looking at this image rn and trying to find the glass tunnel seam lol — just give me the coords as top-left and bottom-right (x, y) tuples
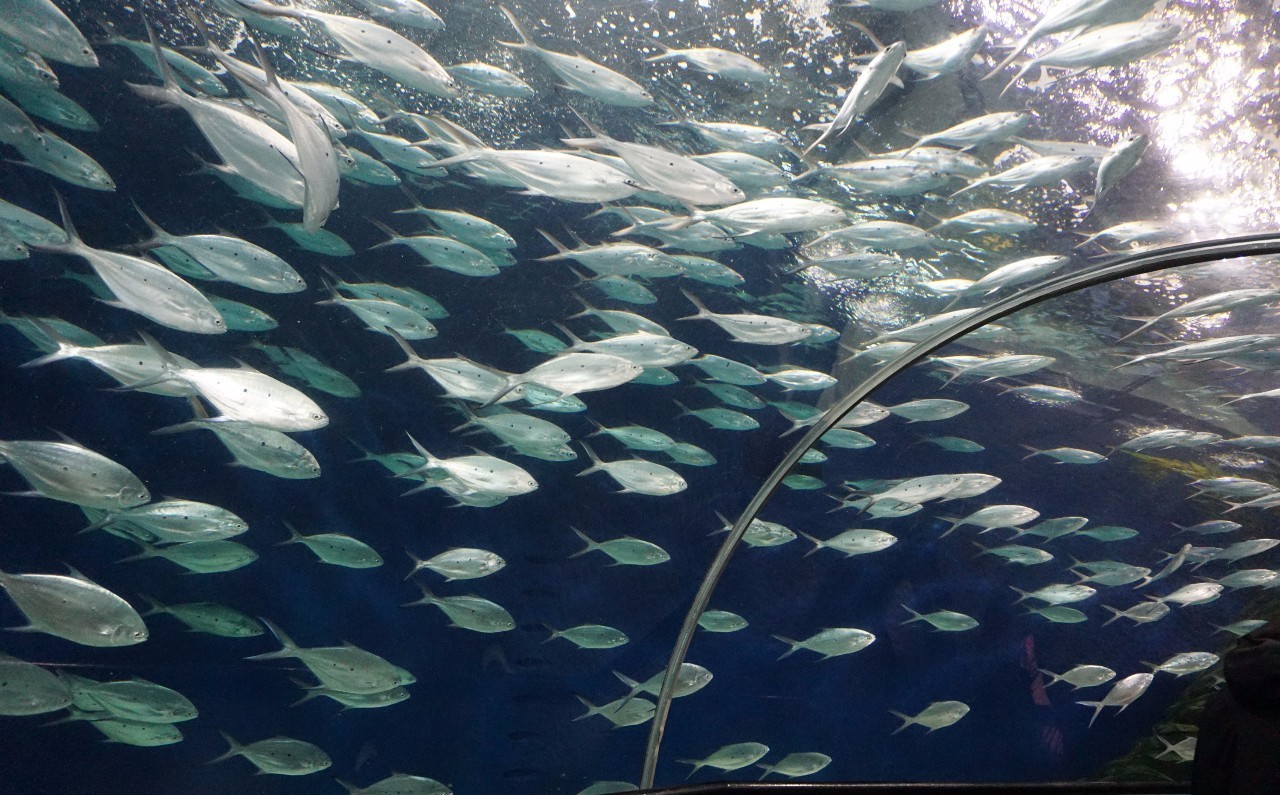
(640, 232), (1280, 791)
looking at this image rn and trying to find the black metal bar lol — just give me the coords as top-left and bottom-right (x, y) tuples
(640, 233), (1280, 788)
(639, 784), (1186, 794)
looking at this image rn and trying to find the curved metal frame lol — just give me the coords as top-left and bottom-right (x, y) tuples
(640, 233), (1280, 789)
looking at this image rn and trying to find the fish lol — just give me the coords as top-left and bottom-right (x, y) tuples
(570, 527), (670, 563)
(1002, 19), (1181, 97)
(407, 548), (506, 581)
(679, 290), (812, 344)
(33, 196), (225, 334)
(278, 522), (383, 569)
(1143, 652), (1219, 677)
(119, 539), (258, 574)
(578, 442), (687, 495)
(574, 695), (655, 727)
(448, 61), (535, 97)
(131, 205), (305, 293)
(0, 566), (147, 646)
(0, 652), (73, 715)
(679, 742), (770, 777)
(984, 0), (1157, 79)
(803, 42), (906, 156)
(151, 418), (321, 479)
(125, 334), (328, 432)
(889, 701), (969, 733)
(563, 114), (745, 207)
(802, 528), (897, 558)
(756, 752), (833, 780)
(1077, 673), (1154, 727)
(0, 436), (150, 509)
(0, 0), (97, 67)
(901, 606), (978, 631)
(210, 732), (332, 776)
(139, 595), (263, 637)
(248, 618), (415, 693)
(544, 624), (629, 649)
(773, 627), (875, 660)
(82, 499), (247, 543)
(241, 0), (457, 98)
(1040, 665), (1116, 690)
(645, 41), (770, 83)
(404, 583), (515, 633)
(497, 6), (652, 107)
(698, 610), (748, 632)
(338, 775), (451, 795)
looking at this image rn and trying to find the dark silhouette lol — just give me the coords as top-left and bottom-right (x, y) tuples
(1192, 619), (1280, 794)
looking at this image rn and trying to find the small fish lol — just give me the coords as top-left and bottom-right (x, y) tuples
(679, 742), (770, 778)
(1040, 665), (1116, 690)
(1077, 673), (1154, 727)
(773, 627), (875, 660)
(571, 526), (670, 566)
(544, 624), (628, 649)
(407, 548), (506, 582)
(756, 752), (833, 780)
(278, 522), (383, 569)
(210, 732), (331, 776)
(901, 605), (978, 632)
(698, 610), (748, 632)
(890, 700), (969, 734)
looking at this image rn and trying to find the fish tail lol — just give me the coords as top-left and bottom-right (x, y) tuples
(798, 531), (825, 557)
(140, 14), (184, 96)
(889, 710), (915, 735)
(672, 399), (694, 418)
(982, 34), (1033, 81)
(115, 541), (159, 563)
(756, 763), (775, 780)
(245, 617), (300, 661)
(568, 526), (597, 557)
(1037, 669), (1061, 686)
(567, 293), (601, 320)
(611, 670), (640, 691)
(679, 760), (705, 779)
(399, 581), (436, 608)
(576, 443), (604, 476)
(772, 635), (800, 660)
(208, 731), (243, 764)
(1101, 606), (1123, 626)
(276, 520), (303, 546)
(383, 327), (427, 373)
(551, 321), (585, 348)
(572, 694), (598, 720)
(149, 420), (204, 436)
(999, 60), (1036, 99)
(534, 228), (570, 260)
(900, 604), (924, 623)
(403, 433), (439, 471)
(496, 5), (536, 49)
(137, 593), (165, 617)
(1009, 585), (1030, 603)
(403, 548), (427, 581)
(1076, 701), (1103, 727)
(365, 217), (401, 249)
(938, 517), (962, 538)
